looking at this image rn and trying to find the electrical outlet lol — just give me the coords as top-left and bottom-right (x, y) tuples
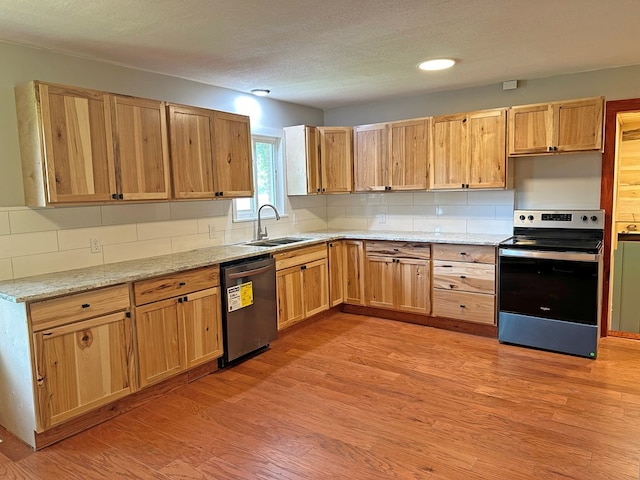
(90, 237), (102, 253)
(208, 224), (217, 239)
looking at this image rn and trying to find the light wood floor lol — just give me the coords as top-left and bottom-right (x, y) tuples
(2, 312), (640, 479)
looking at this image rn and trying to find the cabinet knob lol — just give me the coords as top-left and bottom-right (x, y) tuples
(118, 193), (124, 200)
(111, 193), (118, 200)
(548, 146), (553, 152)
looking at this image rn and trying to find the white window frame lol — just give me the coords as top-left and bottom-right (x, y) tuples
(233, 135), (286, 222)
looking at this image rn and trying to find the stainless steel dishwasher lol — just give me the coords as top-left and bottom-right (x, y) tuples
(219, 255), (277, 367)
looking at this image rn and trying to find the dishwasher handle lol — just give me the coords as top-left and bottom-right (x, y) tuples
(227, 263), (274, 280)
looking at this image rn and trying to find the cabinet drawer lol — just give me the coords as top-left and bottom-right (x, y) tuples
(275, 244), (327, 270)
(30, 284), (130, 331)
(432, 261), (495, 294)
(133, 266), (219, 305)
(432, 290), (495, 325)
(365, 241), (431, 259)
(432, 244), (495, 264)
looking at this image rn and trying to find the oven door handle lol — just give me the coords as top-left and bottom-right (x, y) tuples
(499, 248), (600, 262)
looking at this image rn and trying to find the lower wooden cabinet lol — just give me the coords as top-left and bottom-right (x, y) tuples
(275, 244), (329, 330)
(133, 266), (222, 388)
(328, 241), (345, 306)
(431, 244), (496, 325)
(344, 240), (365, 305)
(364, 241), (431, 315)
(33, 311), (134, 430)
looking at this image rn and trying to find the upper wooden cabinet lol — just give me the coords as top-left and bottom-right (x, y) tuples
(167, 105), (253, 199)
(430, 108), (507, 190)
(15, 81), (171, 206)
(508, 97), (604, 156)
(111, 95), (170, 201)
(284, 125), (353, 195)
(354, 118), (429, 192)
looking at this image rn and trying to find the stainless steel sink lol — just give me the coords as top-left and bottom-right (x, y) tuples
(243, 237), (311, 247)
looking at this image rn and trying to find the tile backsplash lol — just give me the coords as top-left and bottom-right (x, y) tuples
(0, 190), (514, 280)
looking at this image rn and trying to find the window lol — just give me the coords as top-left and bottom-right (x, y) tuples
(233, 135), (286, 221)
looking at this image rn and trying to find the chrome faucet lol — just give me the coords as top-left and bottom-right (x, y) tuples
(257, 203), (281, 240)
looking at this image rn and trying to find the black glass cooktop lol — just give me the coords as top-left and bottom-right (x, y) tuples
(500, 235), (603, 253)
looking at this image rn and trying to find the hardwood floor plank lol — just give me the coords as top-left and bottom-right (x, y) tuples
(4, 312), (640, 479)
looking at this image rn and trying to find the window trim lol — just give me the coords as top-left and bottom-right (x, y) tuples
(232, 135), (286, 222)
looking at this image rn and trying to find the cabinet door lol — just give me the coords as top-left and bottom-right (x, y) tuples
(276, 265), (305, 330)
(33, 312), (133, 429)
(554, 98), (604, 152)
(167, 104), (215, 199)
(182, 287), (223, 368)
(38, 83), (116, 204)
(508, 104), (552, 155)
(135, 298), (185, 388)
(328, 241), (345, 307)
(365, 256), (396, 309)
(212, 111), (254, 198)
(344, 240), (365, 305)
(397, 258), (430, 314)
(303, 258), (330, 317)
(389, 118), (429, 190)
(353, 123), (388, 191)
(430, 114), (468, 189)
(467, 109), (507, 189)
(318, 127), (353, 193)
(111, 96), (170, 200)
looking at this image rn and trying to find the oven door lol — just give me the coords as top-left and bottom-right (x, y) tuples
(498, 249), (600, 326)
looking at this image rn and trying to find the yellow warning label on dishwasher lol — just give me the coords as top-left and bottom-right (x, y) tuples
(227, 281), (254, 312)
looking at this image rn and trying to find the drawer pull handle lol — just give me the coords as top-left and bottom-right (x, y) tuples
(179, 282), (186, 286)
(393, 248), (399, 252)
(460, 275), (466, 279)
(442, 265), (453, 268)
(460, 304), (466, 308)
(460, 252), (467, 256)
(81, 303), (90, 309)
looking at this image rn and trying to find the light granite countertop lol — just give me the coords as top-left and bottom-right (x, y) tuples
(0, 230), (511, 303)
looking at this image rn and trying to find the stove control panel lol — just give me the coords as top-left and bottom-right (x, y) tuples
(514, 210), (604, 229)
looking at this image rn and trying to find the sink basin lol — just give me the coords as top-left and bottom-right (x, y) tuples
(244, 237), (311, 247)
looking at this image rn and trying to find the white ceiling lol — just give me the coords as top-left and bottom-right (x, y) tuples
(2, 0), (640, 110)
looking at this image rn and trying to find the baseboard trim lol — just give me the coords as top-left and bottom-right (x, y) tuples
(342, 304), (498, 338)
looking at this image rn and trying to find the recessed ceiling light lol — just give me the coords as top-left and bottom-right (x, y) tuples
(418, 59), (456, 71)
(250, 89), (270, 97)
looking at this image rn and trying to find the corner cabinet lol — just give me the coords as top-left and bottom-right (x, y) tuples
(430, 108), (507, 190)
(328, 241), (345, 307)
(15, 81), (171, 206)
(167, 104), (253, 199)
(284, 125), (353, 195)
(133, 266), (222, 388)
(30, 284), (134, 430)
(508, 97), (604, 155)
(275, 244), (329, 330)
(354, 118), (429, 192)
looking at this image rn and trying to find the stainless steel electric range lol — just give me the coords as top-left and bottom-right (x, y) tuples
(498, 209), (604, 358)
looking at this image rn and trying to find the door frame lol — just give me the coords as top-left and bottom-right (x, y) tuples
(600, 98), (640, 335)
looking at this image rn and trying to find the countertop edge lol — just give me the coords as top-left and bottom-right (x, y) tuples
(0, 231), (511, 303)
